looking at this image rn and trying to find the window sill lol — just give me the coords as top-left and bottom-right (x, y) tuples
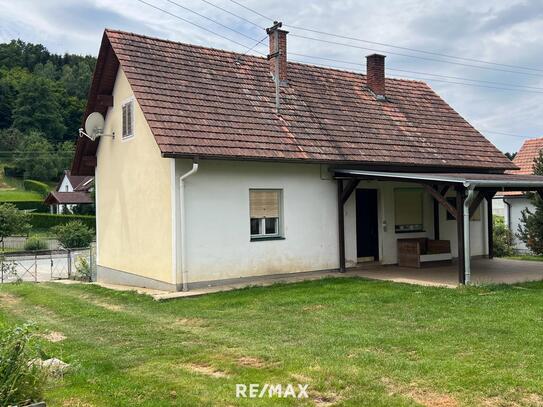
(395, 230), (426, 234)
(250, 236), (285, 242)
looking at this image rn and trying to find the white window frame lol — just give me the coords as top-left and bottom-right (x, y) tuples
(121, 97), (135, 141)
(249, 189), (283, 240)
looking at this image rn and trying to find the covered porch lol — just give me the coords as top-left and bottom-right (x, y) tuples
(335, 170), (543, 284)
(353, 257), (543, 288)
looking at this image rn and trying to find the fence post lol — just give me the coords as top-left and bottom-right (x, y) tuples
(34, 252), (38, 283)
(67, 249), (72, 279)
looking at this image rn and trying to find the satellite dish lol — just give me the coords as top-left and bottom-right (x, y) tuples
(84, 112), (105, 140)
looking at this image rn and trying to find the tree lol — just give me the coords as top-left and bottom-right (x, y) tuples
(0, 127), (25, 157)
(0, 77), (16, 128)
(12, 76), (66, 141)
(13, 131), (57, 180)
(0, 203), (30, 248)
(52, 221), (94, 249)
(517, 150), (543, 254)
(505, 152), (517, 161)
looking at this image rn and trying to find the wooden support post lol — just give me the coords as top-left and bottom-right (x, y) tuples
(338, 179), (346, 272)
(456, 187), (466, 285)
(487, 194), (494, 259)
(433, 194), (440, 240)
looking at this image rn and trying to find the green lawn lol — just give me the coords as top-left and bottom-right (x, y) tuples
(2, 279), (543, 406)
(0, 189), (43, 201)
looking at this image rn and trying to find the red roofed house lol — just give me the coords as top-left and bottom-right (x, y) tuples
(71, 27), (543, 291)
(495, 137), (543, 253)
(44, 170), (94, 214)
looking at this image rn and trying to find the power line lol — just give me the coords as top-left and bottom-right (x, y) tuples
(195, 0), (264, 29)
(227, 0), (273, 21)
(162, 0), (265, 44)
(286, 25), (543, 74)
(289, 56), (543, 94)
(289, 52), (543, 92)
(289, 33), (543, 78)
(134, 0), (265, 54)
(223, 1), (543, 76)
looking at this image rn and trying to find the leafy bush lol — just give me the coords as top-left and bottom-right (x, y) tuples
(75, 256), (92, 281)
(0, 203), (30, 246)
(493, 215), (514, 257)
(24, 236), (48, 251)
(12, 200), (50, 213)
(29, 213), (95, 230)
(52, 221), (94, 249)
(23, 179), (50, 197)
(0, 324), (46, 406)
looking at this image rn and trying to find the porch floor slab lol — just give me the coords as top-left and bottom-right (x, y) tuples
(353, 257), (543, 287)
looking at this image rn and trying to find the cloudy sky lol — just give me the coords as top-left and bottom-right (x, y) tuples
(1, 0), (542, 154)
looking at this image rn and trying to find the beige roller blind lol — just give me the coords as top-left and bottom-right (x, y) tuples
(250, 190), (279, 218)
(395, 188), (423, 226)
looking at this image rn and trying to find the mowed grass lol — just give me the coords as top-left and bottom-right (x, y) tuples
(0, 189), (42, 201)
(2, 279), (543, 406)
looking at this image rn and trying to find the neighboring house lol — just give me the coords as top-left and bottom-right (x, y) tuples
(44, 170), (94, 214)
(71, 28), (543, 291)
(494, 137), (543, 253)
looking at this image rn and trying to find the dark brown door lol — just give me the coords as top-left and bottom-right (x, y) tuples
(356, 189), (379, 260)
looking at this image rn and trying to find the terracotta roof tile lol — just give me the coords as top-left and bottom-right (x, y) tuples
(73, 29), (517, 173)
(508, 137), (543, 175)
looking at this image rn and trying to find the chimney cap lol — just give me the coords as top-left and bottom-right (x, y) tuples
(266, 21), (283, 34)
(366, 53), (386, 59)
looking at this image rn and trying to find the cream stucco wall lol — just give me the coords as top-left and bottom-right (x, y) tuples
(96, 68), (173, 284)
(176, 159), (488, 286)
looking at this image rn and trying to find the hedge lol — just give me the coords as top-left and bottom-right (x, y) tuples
(23, 179), (50, 197)
(12, 200), (50, 213)
(29, 213), (95, 230)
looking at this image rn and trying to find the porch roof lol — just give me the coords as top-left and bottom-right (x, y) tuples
(333, 169), (543, 190)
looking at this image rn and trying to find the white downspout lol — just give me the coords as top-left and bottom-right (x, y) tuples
(463, 185), (476, 283)
(179, 160), (199, 291)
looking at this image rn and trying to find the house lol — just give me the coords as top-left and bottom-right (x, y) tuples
(71, 27), (543, 291)
(44, 170), (94, 214)
(494, 137), (543, 253)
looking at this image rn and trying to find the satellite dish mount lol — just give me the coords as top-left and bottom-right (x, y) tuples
(79, 112), (115, 141)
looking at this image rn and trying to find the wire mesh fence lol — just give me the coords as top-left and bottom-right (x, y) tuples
(0, 243), (96, 284)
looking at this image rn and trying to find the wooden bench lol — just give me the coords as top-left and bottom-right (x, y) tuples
(397, 238), (452, 268)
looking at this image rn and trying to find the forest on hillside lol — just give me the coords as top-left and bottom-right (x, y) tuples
(0, 40), (96, 181)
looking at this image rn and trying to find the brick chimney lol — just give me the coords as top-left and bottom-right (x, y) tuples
(366, 54), (386, 99)
(267, 21), (288, 84)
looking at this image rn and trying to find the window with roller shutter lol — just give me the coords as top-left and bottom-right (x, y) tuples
(249, 189), (282, 239)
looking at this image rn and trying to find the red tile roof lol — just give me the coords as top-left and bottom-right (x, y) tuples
(509, 137), (543, 175)
(44, 191), (93, 205)
(72, 29), (517, 174)
(500, 137), (543, 196)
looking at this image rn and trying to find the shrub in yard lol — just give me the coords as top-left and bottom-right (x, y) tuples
(24, 236), (48, 251)
(493, 215), (514, 257)
(0, 203), (30, 249)
(52, 221), (94, 249)
(0, 324), (46, 406)
(23, 179), (50, 197)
